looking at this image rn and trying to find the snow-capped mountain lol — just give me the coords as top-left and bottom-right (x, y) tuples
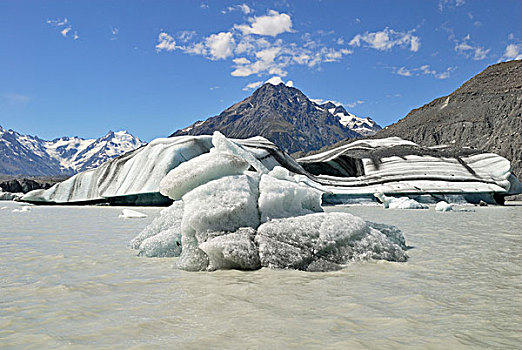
(0, 126), (145, 176)
(172, 83), (381, 153)
(319, 101), (381, 136)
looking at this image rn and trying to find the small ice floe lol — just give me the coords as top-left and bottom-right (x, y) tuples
(435, 201), (454, 212)
(435, 201), (475, 212)
(119, 209), (147, 219)
(12, 206), (31, 213)
(1, 206), (8, 210)
(374, 192), (428, 209)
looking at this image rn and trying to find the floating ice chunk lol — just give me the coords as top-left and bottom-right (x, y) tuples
(434, 201), (475, 212)
(119, 209), (147, 218)
(1, 206), (8, 210)
(199, 227), (261, 271)
(258, 172), (322, 222)
(374, 192), (428, 209)
(435, 201), (454, 212)
(159, 152), (250, 200)
(12, 206), (31, 213)
(176, 234), (209, 271)
(182, 174), (260, 241)
(212, 131), (268, 173)
(138, 228), (182, 257)
(256, 212), (407, 271)
(130, 201), (183, 249)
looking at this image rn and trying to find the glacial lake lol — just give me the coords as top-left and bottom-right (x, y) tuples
(1, 201), (521, 349)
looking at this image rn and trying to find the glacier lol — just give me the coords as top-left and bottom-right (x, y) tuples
(129, 132), (408, 271)
(21, 134), (521, 207)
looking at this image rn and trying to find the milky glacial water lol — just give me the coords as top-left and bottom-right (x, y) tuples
(1, 201), (521, 349)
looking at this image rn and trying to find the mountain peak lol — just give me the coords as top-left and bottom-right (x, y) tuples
(171, 84), (380, 153)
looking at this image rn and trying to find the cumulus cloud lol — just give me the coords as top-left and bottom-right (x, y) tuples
(156, 32), (177, 52)
(206, 32), (236, 59)
(454, 34), (490, 60)
(156, 9), (354, 78)
(349, 27), (420, 52)
(235, 10), (292, 37)
(46, 17), (79, 40)
(394, 65), (454, 79)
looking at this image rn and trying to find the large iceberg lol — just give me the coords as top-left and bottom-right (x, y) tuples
(130, 132), (408, 271)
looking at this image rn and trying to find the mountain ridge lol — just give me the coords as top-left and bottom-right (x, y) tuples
(0, 126), (145, 176)
(375, 59), (522, 177)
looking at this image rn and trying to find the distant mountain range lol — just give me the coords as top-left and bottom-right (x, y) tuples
(0, 126), (145, 176)
(172, 83), (381, 153)
(376, 60), (522, 177)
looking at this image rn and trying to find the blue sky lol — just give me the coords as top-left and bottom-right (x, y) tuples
(1, 0), (521, 142)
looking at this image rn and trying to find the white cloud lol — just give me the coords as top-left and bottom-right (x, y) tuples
(454, 34), (490, 60)
(157, 9), (353, 79)
(223, 4), (252, 14)
(346, 100), (365, 108)
(178, 30), (196, 43)
(396, 67), (412, 76)
(156, 32), (177, 52)
(111, 27), (119, 40)
(349, 27), (420, 52)
(231, 47), (283, 76)
(394, 65), (453, 79)
(205, 32), (236, 60)
(501, 43), (522, 61)
(439, 0), (465, 11)
(47, 18), (68, 26)
(235, 10), (292, 37)
(242, 81), (263, 91)
(47, 17), (78, 40)
(61, 27), (71, 37)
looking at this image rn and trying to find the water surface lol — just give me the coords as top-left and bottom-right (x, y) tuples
(1, 201), (521, 349)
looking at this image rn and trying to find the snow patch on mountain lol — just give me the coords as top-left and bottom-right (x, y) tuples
(319, 101), (382, 136)
(0, 125), (145, 176)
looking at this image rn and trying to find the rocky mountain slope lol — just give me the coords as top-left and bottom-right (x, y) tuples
(0, 126), (145, 176)
(376, 60), (522, 177)
(171, 83), (381, 153)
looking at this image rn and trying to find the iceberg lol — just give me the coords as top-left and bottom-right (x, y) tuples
(131, 132), (409, 272)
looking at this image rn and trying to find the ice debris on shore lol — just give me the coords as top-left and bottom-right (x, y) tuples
(130, 132), (408, 271)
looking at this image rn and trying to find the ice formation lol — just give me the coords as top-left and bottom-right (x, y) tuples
(130, 132), (409, 271)
(435, 201), (454, 212)
(374, 192), (428, 209)
(119, 209), (147, 218)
